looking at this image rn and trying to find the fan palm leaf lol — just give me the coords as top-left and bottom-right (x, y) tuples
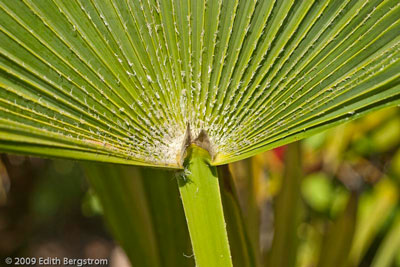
(1, 0), (399, 168)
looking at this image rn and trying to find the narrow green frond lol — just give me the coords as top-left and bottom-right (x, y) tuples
(266, 141), (303, 267)
(317, 193), (358, 267)
(218, 164), (259, 267)
(371, 211), (400, 267)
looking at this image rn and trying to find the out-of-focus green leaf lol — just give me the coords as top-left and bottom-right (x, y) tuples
(396, 251), (400, 267)
(348, 178), (399, 266)
(354, 115), (400, 155)
(322, 124), (351, 172)
(81, 188), (103, 217)
(140, 168), (194, 267)
(371, 211), (400, 267)
(370, 117), (400, 153)
(301, 172), (333, 213)
(177, 145), (232, 267)
(304, 132), (327, 150)
(84, 163), (193, 267)
(329, 187), (351, 218)
(218, 164), (259, 267)
(267, 142), (303, 267)
(229, 157), (261, 260)
(317, 192), (358, 267)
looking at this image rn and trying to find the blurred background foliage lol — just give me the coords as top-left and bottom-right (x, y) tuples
(1, 106), (399, 267)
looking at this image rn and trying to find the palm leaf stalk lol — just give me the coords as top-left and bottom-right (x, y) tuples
(178, 142), (232, 267)
(0, 0), (399, 266)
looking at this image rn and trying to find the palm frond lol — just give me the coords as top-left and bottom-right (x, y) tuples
(0, 0), (399, 167)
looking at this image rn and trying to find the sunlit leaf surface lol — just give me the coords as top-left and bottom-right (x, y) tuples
(0, 0), (399, 167)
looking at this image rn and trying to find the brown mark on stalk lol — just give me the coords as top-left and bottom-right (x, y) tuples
(178, 123), (214, 166)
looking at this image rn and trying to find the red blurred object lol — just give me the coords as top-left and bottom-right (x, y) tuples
(272, 146), (287, 162)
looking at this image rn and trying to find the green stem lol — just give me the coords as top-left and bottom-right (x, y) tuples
(177, 145), (233, 267)
(267, 141), (303, 267)
(218, 165), (259, 267)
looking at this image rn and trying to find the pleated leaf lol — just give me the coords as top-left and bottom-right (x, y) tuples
(0, 0), (399, 167)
